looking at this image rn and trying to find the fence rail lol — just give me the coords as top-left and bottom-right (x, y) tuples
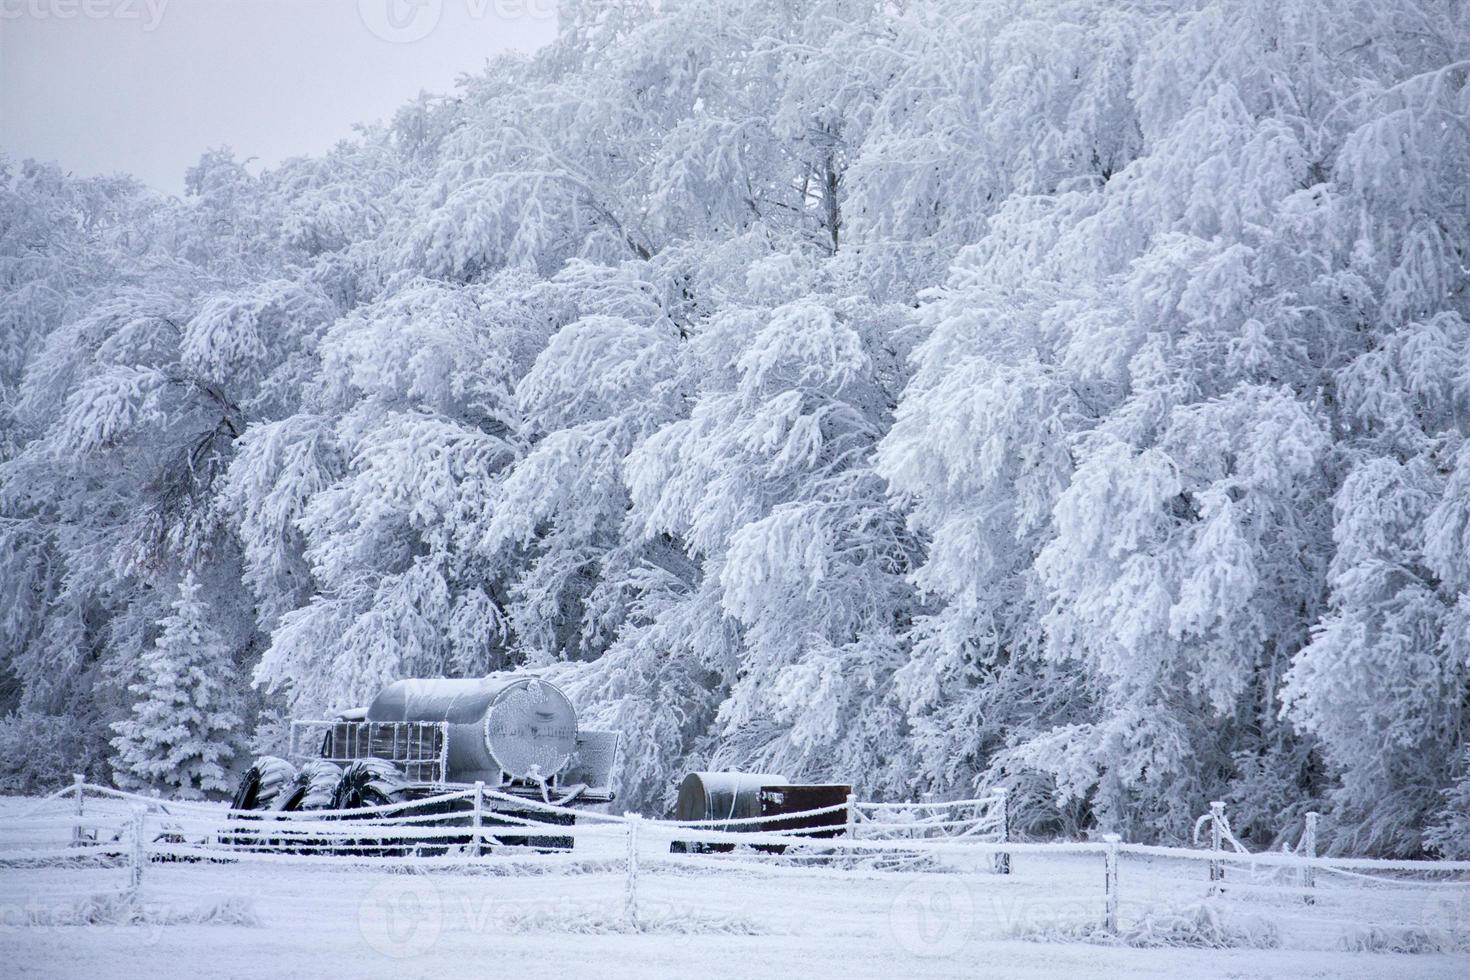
(3, 780), (1468, 951)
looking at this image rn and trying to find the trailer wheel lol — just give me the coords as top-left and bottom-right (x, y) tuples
(230, 756), (298, 812)
(275, 760), (342, 812)
(330, 759), (408, 810)
(330, 760), (411, 857)
(226, 756), (298, 850)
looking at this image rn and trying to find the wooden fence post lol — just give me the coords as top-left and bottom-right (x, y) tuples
(624, 813), (641, 930)
(1302, 811), (1318, 905)
(71, 774), (85, 846)
(993, 788), (1011, 875)
(128, 805), (146, 894)
(845, 793), (857, 840)
(1208, 801), (1225, 893)
(471, 781), (485, 858)
(1103, 833), (1121, 935)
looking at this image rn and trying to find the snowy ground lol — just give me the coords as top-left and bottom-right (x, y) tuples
(2, 796), (1466, 979)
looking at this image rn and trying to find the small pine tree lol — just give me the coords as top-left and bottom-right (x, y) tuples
(110, 573), (241, 798)
(1425, 747), (1470, 860)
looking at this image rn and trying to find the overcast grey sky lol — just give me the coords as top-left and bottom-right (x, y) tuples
(1, 0), (558, 194)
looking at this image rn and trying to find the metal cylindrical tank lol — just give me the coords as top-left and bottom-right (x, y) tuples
(675, 771), (788, 830)
(366, 675), (578, 781)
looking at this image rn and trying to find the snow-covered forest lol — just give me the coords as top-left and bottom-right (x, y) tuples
(1, 0), (1467, 857)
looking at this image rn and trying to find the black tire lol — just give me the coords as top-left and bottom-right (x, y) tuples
(226, 756), (297, 850)
(330, 760), (410, 856)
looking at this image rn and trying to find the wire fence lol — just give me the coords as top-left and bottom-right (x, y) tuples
(2, 780), (1467, 953)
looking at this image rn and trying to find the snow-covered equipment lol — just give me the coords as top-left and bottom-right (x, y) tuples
(675, 771), (790, 832)
(229, 756), (298, 812)
(284, 673), (619, 799)
(755, 784), (852, 839)
(329, 759), (408, 811)
(275, 760), (341, 812)
(670, 771), (851, 853)
(365, 676), (580, 783)
(231, 672), (620, 853)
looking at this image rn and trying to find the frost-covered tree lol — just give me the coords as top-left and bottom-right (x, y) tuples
(879, 0), (1468, 850)
(241, 273), (556, 714)
(110, 573), (241, 797)
(600, 275), (921, 806)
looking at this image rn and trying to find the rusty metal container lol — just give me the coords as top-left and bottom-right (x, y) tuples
(758, 784), (851, 838)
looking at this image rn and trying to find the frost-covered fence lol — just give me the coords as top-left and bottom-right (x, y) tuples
(70, 774), (84, 846)
(1103, 834), (1121, 934)
(848, 790), (1008, 842)
(4, 780), (630, 867)
(624, 812), (642, 929)
(1195, 802), (1333, 904)
(0, 784), (142, 909)
(3, 783), (1468, 951)
(1302, 811), (1319, 901)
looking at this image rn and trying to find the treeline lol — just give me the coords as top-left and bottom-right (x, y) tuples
(1, 0), (1467, 855)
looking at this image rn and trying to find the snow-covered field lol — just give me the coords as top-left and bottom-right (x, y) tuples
(2, 796), (1466, 979)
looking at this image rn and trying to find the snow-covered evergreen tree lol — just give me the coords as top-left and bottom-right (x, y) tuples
(110, 573), (241, 798)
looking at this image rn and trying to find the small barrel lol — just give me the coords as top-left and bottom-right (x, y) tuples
(675, 771), (788, 831)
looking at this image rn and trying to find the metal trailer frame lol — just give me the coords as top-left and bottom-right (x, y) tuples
(287, 719), (621, 806)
